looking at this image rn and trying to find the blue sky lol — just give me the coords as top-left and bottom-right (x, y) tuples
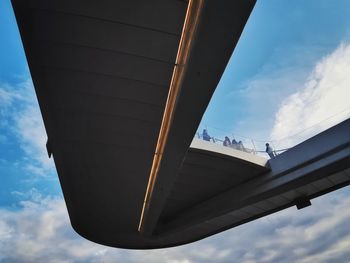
(0, 0), (62, 210)
(0, 0), (350, 262)
(199, 0), (350, 150)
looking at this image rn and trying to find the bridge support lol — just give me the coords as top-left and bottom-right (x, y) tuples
(295, 196), (312, 210)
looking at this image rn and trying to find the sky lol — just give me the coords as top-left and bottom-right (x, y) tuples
(0, 0), (350, 262)
(199, 0), (350, 151)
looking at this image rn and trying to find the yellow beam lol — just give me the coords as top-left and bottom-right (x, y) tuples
(138, 0), (204, 233)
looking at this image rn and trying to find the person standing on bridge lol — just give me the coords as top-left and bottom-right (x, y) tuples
(231, 138), (238, 149)
(202, 129), (211, 142)
(238, 140), (244, 151)
(265, 143), (276, 158)
(223, 136), (231, 147)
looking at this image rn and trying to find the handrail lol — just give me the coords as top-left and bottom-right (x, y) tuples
(194, 132), (290, 158)
(138, 0), (204, 234)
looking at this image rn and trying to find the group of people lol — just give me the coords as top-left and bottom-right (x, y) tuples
(200, 129), (277, 158)
(201, 129), (247, 152)
(223, 136), (246, 151)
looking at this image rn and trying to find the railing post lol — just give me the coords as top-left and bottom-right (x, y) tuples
(251, 139), (257, 155)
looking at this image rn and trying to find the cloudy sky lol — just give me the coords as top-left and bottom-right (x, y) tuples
(200, 0), (350, 151)
(1, 0), (350, 262)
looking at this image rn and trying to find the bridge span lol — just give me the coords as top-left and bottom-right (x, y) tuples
(12, 0), (350, 249)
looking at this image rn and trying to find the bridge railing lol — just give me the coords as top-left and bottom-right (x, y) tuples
(194, 132), (289, 158)
(194, 109), (350, 158)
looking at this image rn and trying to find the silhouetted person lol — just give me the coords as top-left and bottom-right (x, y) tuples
(223, 136), (231, 147)
(266, 143), (276, 158)
(202, 129), (211, 141)
(238, 140), (244, 151)
(231, 139), (238, 149)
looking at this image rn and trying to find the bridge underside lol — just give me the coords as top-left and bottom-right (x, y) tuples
(12, 0), (350, 249)
(155, 122), (350, 237)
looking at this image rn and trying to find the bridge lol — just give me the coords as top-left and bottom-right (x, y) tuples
(12, 0), (350, 249)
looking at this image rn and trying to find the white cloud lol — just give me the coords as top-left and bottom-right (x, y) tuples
(299, 236), (350, 263)
(14, 103), (53, 174)
(1, 187), (350, 263)
(0, 79), (54, 176)
(0, 87), (15, 107)
(225, 45), (322, 143)
(213, 43), (349, 153)
(0, 193), (111, 263)
(270, 43), (350, 148)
